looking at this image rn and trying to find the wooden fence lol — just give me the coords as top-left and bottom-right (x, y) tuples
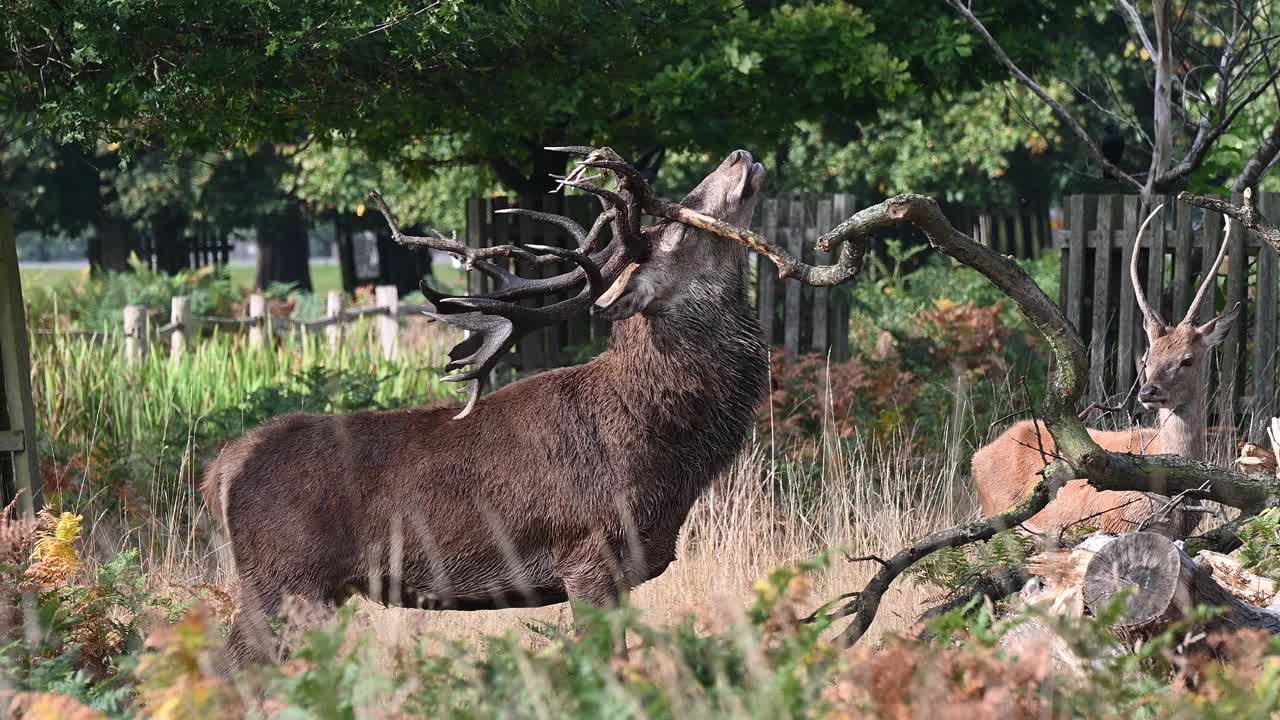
(1, 207), (40, 512)
(465, 193), (1051, 375)
(138, 222), (234, 273)
(38, 286), (432, 365)
(1055, 192), (1280, 429)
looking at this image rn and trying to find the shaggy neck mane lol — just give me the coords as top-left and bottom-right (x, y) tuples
(572, 249), (769, 511)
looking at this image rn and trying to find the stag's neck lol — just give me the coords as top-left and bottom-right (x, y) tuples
(1153, 400), (1206, 460)
(592, 265), (767, 473)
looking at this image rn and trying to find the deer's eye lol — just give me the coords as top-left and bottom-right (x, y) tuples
(1180, 356), (1194, 368)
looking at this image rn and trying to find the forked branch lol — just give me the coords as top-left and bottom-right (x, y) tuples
(1179, 188), (1280, 255)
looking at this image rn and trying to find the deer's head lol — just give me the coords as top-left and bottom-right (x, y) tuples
(1131, 205), (1240, 411)
(593, 149), (766, 321)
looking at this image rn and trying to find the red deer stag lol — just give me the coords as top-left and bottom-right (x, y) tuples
(973, 205), (1238, 537)
(202, 148), (770, 665)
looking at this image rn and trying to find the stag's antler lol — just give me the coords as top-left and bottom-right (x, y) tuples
(1129, 204), (1167, 331)
(370, 147), (654, 419)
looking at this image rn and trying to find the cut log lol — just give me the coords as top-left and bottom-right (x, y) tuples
(1083, 531), (1280, 635)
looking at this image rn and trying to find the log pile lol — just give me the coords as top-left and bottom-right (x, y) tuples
(1000, 531), (1280, 669)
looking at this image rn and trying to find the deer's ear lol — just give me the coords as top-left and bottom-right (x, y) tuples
(593, 263), (656, 322)
(1197, 302), (1241, 347)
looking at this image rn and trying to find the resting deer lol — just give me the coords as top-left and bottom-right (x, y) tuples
(202, 149), (770, 665)
(973, 206), (1238, 537)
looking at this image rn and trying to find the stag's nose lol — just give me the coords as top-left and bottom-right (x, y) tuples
(1138, 383), (1162, 404)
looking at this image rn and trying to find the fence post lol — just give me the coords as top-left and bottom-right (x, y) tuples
(783, 198), (804, 359)
(169, 295), (191, 364)
(812, 198), (832, 354)
(757, 198), (779, 346)
(326, 290), (345, 355)
(248, 293), (267, 349)
(376, 285), (399, 361)
(123, 305), (149, 366)
(0, 205), (40, 513)
(1089, 196), (1115, 404)
(1252, 191), (1278, 435)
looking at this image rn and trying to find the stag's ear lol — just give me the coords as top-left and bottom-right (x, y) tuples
(593, 263), (656, 322)
(1197, 302), (1241, 347)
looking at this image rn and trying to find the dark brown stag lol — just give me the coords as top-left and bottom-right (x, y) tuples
(203, 148), (770, 665)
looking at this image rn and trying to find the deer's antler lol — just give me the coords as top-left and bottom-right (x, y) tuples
(370, 147), (653, 419)
(1130, 204), (1167, 331)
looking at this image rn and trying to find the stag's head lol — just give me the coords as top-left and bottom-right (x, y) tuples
(1131, 205), (1240, 411)
(593, 149), (766, 321)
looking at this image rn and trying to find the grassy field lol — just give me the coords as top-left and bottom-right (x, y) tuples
(20, 261), (346, 295)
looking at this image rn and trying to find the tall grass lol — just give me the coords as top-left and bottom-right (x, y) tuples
(29, 317), (462, 578)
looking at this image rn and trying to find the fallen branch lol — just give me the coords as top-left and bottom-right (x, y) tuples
(833, 473), (1061, 647)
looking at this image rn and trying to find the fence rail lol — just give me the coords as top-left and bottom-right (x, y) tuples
(35, 285), (434, 365)
(1054, 191), (1280, 431)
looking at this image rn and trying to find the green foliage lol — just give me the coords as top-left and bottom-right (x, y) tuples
(23, 258), (241, 331)
(29, 323), (451, 533)
(910, 530), (1035, 592)
(1237, 507), (1280, 583)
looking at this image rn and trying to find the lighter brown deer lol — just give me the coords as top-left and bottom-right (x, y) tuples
(973, 206), (1239, 537)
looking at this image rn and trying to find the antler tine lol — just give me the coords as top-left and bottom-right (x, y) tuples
(495, 208), (588, 247)
(1181, 212), (1231, 324)
(1130, 204), (1167, 329)
(544, 145), (599, 156)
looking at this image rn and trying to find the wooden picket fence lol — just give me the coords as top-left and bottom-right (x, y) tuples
(465, 193), (1052, 375)
(1055, 192), (1280, 430)
(1, 207), (40, 511)
(37, 286), (432, 365)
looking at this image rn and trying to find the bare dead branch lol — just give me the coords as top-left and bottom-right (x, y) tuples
(834, 473), (1062, 647)
(1179, 188), (1280, 255)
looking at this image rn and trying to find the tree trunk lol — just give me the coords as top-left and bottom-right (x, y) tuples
(152, 207), (191, 274)
(375, 227), (432, 296)
(255, 202), (312, 292)
(89, 215), (138, 274)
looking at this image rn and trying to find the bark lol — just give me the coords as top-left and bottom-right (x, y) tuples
(1179, 190), (1280, 256)
(1143, 0), (1175, 210)
(151, 207), (191, 274)
(89, 215), (137, 274)
(833, 476), (1061, 646)
(254, 202), (312, 292)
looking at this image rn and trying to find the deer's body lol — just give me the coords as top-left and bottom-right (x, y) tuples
(973, 411), (1201, 535)
(206, 289), (765, 610)
(972, 205), (1237, 538)
(203, 151), (769, 665)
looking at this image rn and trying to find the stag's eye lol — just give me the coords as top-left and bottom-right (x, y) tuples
(1180, 355), (1194, 368)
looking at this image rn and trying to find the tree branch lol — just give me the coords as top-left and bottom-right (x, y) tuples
(1179, 188), (1280, 255)
(1232, 116), (1280, 193)
(947, 0), (1142, 191)
(834, 473), (1061, 646)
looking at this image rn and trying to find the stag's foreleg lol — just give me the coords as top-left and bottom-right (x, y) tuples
(556, 538), (630, 655)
